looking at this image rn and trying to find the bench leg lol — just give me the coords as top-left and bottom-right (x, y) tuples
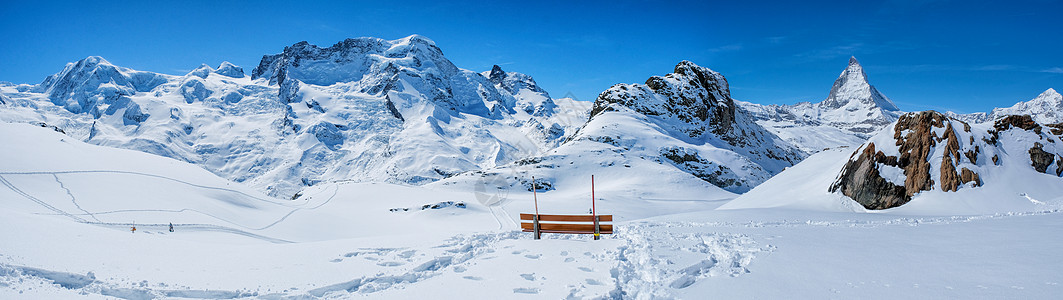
(593, 215), (600, 240)
(533, 215), (541, 240)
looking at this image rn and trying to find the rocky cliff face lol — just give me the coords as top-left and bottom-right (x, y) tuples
(434, 61), (805, 195)
(592, 61), (738, 139)
(830, 111), (1063, 210)
(483, 65), (557, 117)
(250, 35), (505, 117)
(582, 61), (805, 192)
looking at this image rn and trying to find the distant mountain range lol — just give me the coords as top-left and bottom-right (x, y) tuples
(1, 35), (1058, 200)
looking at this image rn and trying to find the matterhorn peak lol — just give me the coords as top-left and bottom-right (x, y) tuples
(821, 57), (899, 112)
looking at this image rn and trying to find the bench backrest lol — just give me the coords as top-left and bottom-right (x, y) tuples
(519, 213), (613, 234)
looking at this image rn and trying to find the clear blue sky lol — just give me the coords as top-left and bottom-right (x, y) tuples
(1, 0), (1060, 113)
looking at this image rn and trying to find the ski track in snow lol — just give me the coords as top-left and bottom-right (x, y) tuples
(52, 174), (100, 222)
(0, 170), (298, 207)
(0, 170), (346, 244)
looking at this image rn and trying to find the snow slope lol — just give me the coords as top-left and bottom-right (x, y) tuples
(2, 122), (1062, 299)
(723, 112), (1063, 215)
(0, 36), (587, 198)
(432, 61), (805, 204)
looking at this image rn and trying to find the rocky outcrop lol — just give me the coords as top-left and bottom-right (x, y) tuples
(482, 65), (556, 117)
(588, 61), (805, 192)
(1029, 142), (1055, 173)
(592, 61), (737, 138)
(830, 112), (960, 208)
(830, 143), (909, 209)
(832, 111), (1063, 210)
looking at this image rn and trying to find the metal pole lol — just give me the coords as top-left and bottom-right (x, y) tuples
(592, 175), (599, 240)
(532, 176), (539, 216)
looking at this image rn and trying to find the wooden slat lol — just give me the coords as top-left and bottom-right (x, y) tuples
(520, 222), (613, 233)
(519, 213), (613, 222)
(522, 228), (613, 234)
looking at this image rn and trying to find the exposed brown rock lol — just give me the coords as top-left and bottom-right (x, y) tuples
(939, 122), (965, 192)
(832, 111), (990, 210)
(1030, 142), (1055, 173)
(1046, 123), (1063, 136)
(964, 146), (979, 164)
(894, 111), (943, 196)
(994, 115), (1041, 134)
(1057, 155), (1063, 177)
(960, 168), (981, 186)
(940, 152), (961, 192)
(829, 143), (909, 209)
(992, 154), (1000, 165)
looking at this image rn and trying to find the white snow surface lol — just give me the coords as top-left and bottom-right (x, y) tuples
(991, 88), (1063, 123)
(4, 94), (1063, 299)
(724, 115), (1063, 215)
(0, 36), (587, 198)
(572, 61), (806, 193)
(949, 88), (1063, 124)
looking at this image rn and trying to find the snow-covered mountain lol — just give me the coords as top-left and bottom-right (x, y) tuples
(950, 88), (1063, 124)
(724, 111), (1063, 214)
(436, 61), (806, 195)
(739, 57), (903, 152)
(0, 35), (586, 198)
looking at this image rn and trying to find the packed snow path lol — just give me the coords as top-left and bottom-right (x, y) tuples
(4, 208), (1062, 298)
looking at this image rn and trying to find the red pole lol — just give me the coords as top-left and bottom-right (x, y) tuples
(592, 175), (599, 240)
(532, 176), (539, 216)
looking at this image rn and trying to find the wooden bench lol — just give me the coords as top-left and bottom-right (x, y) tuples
(520, 213), (613, 240)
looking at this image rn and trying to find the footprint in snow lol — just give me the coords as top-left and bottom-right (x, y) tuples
(564, 257), (575, 263)
(513, 287), (540, 294)
(377, 261), (403, 267)
(578, 267), (593, 272)
(585, 279), (603, 285)
(463, 276), (484, 281)
(520, 273), (535, 281)
(453, 266), (467, 273)
(398, 250), (417, 259)
(524, 254), (541, 259)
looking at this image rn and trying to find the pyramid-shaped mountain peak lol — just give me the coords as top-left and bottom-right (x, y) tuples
(821, 57), (898, 112)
